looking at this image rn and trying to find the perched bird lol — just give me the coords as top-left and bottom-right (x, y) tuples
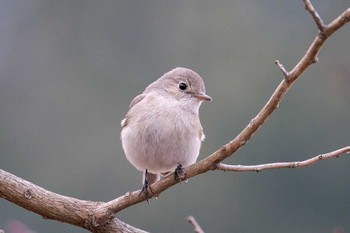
(121, 67), (211, 198)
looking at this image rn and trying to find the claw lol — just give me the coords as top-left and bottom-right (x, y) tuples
(174, 165), (186, 184)
(139, 169), (154, 203)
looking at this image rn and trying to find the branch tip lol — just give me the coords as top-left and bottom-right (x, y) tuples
(303, 0), (326, 32)
(275, 60), (290, 80)
(187, 216), (205, 233)
(216, 146), (350, 172)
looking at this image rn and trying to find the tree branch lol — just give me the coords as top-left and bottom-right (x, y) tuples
(303, 0), (326, 32)
(216, 146), (350, 172)
(1, 1), (349, 232)
(187, 216), (205, 233)
(94, 1), (350, 217)
(0, 169), (148, 233)
(274, 60), (289, 80)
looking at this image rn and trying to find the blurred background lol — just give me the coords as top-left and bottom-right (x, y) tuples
(0, 1), (349, 232)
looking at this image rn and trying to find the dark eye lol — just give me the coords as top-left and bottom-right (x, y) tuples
(179, 82), (187, 90)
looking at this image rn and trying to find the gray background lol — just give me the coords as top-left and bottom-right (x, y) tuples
(1, 1), (349, 232)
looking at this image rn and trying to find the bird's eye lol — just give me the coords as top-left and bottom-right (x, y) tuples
(178, 82), (187, 90)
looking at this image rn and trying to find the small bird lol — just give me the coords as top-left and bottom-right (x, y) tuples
(121, 67), (211, 199)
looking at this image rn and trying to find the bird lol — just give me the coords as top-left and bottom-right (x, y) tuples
(121, 67), (211, 199)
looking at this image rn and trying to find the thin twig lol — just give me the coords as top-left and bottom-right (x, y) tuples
(287, 7), (349, 83)
(187, 216), (205, 233)
(274, 60), (290, 80)
(216, 146), (350, 172)
(303, 0), (326, 32)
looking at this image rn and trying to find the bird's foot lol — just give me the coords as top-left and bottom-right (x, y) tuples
(139, 169), (155, 203)
(174, 164), (187, 184)
(139, 182), (154, 204)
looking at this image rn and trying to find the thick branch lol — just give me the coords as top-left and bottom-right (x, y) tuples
(0, 169), (148, 233)
(216, 146), (350, 172)
(0, 169), (93, 227)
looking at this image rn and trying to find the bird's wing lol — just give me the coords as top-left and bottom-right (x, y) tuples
(121, 93), (147, 128)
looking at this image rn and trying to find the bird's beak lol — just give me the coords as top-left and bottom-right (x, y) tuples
(193, 92), (212, 101)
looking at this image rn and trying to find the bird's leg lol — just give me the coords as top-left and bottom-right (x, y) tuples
(139, 169), (154, 203)
(174, 164), (186, 184)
